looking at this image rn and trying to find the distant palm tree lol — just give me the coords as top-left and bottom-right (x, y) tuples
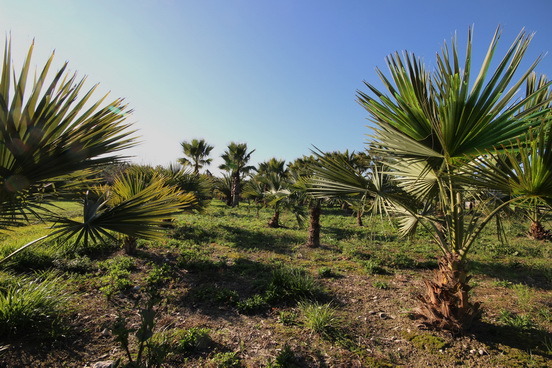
(219, 142), (255, 207)
(0, 39), (136, 229)
(179, 139), (214, 175)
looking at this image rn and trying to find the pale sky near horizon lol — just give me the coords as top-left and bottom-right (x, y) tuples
(1, 0), (551, 174)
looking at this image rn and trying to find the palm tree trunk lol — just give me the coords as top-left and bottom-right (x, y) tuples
(124, 236), (138, 255)
(231, 172), (240, 207)
(416, 253), (481, 333)
(356, 211), (363, 227)
(268, 210), (280, 228)
(528, 220), (550, 240)
(305, 201), (321, 248)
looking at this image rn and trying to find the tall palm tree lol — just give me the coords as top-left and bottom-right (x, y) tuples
(178, 139), (214, 175)
(0, 39), (136, 229)
(219, 142), (255, 207)
(310, 27), (552, 332)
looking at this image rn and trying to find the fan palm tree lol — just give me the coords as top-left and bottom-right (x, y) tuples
(0, 39), (136, 229)
(310, 27), (552, 332)
(0, 170), (198, 262)
(219, 142), (255, 207)
(178, 139), (214, 175)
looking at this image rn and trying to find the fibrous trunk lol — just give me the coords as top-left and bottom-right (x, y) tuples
(528, 221), (551, 241)
(416, 253), (481, 334)
(268, 210), (280, 228)
(356, 211), (363, 227)
(305, 201), (321, 248)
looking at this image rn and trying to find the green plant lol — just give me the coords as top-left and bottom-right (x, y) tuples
(112, 294), (166, 367)
(0, 39), (137, 231)
(298, 301), (340, 336)
(267, 266), (324, 303)
(407, 334), (449, 352)
(277, 310), (298, 326)
(99, 255), (136, 298)
(266, 344), (300, 368)
(211, 351), (242, 368)
(145, 264), (172, 287)
(0, 272), (69, 337)
(373, 280), (390, 290)
(173, 327), (212, 355)
(363, 259), (386, 275)
(512, 283), (533, 311)
(236, 294), (268, 314)
(498, 310), (535, 330)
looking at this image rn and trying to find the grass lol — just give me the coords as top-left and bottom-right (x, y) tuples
(0, 271), (69, 337)
(0, 200), (551, 367)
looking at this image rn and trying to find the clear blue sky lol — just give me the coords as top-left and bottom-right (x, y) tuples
(1, 0), (551, 174)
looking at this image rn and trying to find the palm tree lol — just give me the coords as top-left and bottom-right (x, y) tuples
(178, 139), (214, 175)
(0, 39), (136, 229)
(310, 27), (552, 332)
(219, 142), (255, 207)
(0, 170), (198, 261)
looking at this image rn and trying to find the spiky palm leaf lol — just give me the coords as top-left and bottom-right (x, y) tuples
(0, 40), (136, 228)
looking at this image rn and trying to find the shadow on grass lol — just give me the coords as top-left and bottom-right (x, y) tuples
(218, 225), (303, 254)
(472, 321), (552, 362)
(170, 222), (304, 254)
(323, 226), (398, 243)
(470, 260), (552, 290)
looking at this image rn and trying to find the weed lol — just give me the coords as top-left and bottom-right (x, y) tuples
(298, 301), (340, 336)
(493, 279), (513, 288)
(145, 264), (172, 287)
(211, 351), (242, 367)
(267, 266), (324, 303)
(236, 294), (268, 314)
(363, 259), (386, 275)
(112, 293), (166, 367)
(373, 280), (390, 290)
(98, 255), (136, 298)
(512, 283), (533, 311)
(266, 344), (300, 368)
(278, 310), (298, 326)
(173, 327), (212, 354)
(498, 310), (535, 330)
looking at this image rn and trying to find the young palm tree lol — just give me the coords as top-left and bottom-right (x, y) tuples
(310, 27), (552, 332)
(219, 142), (255, 207)
(178, 139), (214, 175)
(0, 40), (136, 228)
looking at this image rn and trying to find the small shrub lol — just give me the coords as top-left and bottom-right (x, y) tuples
(298, 301), (340, 336)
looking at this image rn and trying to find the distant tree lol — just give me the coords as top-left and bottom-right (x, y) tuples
(219, 142), (255, 207)
(179, 139), (214, 175)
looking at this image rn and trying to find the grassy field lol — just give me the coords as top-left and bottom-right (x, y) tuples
(0, 200), (551, 367)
